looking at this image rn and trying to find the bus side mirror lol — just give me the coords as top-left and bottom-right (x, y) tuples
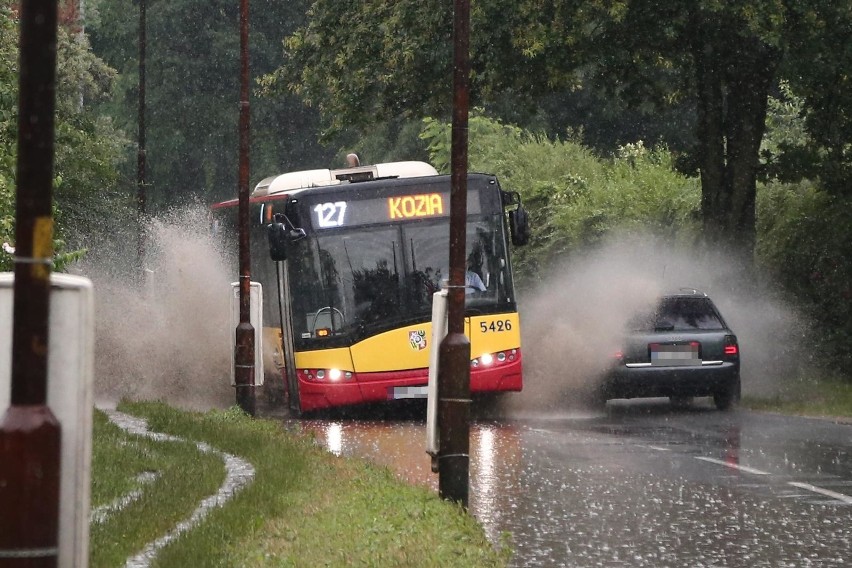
(267, 221), (289, 261)
(509, 205), (530, 246)
(268, 213), (306, 261)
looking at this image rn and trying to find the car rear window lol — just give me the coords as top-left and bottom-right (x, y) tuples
(628, 297), (726, 331)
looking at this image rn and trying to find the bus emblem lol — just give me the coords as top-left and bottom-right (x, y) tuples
(409, 330), (427, 351)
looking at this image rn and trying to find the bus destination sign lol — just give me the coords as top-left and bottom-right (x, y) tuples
(388, 193), (443, 220)
(310, 190), (480, 229)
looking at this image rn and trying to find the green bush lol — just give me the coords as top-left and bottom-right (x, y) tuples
(420, 113), (852, 374)
(757, 180), (852, 367)
(420, 115), (701, 285)
(0, 3), (131, 271)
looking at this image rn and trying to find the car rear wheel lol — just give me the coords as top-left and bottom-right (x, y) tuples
(713, 378), (741, 411)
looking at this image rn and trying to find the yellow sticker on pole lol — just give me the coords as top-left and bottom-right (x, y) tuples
(32, 216), (53, 279)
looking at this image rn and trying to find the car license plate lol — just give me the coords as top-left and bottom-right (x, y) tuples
(390, 386), (429, 399)
(650, 343), (700, 366)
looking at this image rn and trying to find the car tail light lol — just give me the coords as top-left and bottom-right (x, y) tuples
(724, 335), (739, 358)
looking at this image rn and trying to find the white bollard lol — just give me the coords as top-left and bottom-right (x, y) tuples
(426, 288), (449, 459)
(0, 273), (94, 568)
(229, 281), (263, 386)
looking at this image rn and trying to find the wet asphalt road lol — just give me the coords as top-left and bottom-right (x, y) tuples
(286, 398), (852, 567)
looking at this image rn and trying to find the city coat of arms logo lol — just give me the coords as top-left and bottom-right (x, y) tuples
(409, 330), (427, 351)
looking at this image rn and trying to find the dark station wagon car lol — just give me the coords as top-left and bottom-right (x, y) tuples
(598, 289), (741, 410)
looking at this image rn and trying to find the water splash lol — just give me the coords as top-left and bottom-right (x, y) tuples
(79, 206), (236, 411)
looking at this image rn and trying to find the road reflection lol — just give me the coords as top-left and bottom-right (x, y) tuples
(296, 416), (523, 542)
(279, 400), (852, 566)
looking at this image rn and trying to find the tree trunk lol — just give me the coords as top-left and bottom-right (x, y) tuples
(692, 30), (727, 248)
(690, 16), (779, 261)
(724, 40), (778, 256)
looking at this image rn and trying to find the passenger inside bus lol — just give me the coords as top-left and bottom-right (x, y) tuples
(465, 269), (486, 294)
(465, 248), (487, 294)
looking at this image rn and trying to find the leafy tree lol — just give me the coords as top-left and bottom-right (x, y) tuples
(757, 179), (852, 367)
(777, 0), (852, 195)
(270, 0), (852, 262)
(88, 0), (334, 212)
(0, 0), (129, 270)
(756, 80), (852, 367)
(0, 1), (18, 259)
(420, 115), (700, 283)
(262, 0), (453, 134)
(759, 80), (813, 182)
(53, 25), (132, 248)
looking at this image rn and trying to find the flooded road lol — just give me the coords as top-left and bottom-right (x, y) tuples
(286, 399), (852, 567)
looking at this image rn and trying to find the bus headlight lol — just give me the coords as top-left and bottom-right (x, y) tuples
(302, 368), (354, 382)
(470, 350), (519, 369)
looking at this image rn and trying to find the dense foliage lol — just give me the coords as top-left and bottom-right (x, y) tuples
(755, 86), (852, 365)
(271, 1), (852, 263)
(0, 1), (129, 270)
(416, 100), (851, 365)
(87, 0), (335, 210)
(0, 2), (16, 258)
(3, 0), (851, 371)
(420, 115), (701, 284)
(757, 181), (852, 366)
(265, 0), (852, 370)
(781, 0), (852, 195)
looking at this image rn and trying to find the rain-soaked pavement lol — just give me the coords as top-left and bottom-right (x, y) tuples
(275, 398), (852, 567)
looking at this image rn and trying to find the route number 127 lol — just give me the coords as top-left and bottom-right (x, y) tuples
(314, 201), (348, 228)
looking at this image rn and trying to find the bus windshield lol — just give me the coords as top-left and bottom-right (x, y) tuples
(288, 213), (514, 346)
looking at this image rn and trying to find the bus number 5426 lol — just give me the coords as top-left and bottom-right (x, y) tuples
(480, 320), (512, 333)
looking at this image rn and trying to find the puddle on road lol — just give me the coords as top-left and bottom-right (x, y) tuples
(301, 420), (439, 489)
(286, 410), (852, 567)
(296, 419), (524, 542)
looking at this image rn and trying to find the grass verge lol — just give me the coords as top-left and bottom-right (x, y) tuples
(742, 375), (852, 421)
(90, 401), (509, 567)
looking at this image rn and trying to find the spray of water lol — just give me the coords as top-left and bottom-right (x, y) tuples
(82, 207), (236, 411)
(80, 213), (808, 416)
(510, 232), (811, 415)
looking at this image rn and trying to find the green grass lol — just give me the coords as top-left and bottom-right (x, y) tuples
(743, 376), (852, 420)
(89, 409), (226, 567)
(90, 379), (852, 567)
(90, 401), (508, 568)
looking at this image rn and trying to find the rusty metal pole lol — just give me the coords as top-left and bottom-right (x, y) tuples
(234, 0), (256, 416)
(0, 1), (62, 566)
(437, 0), (471, 507)
(136, 0), (147, 266)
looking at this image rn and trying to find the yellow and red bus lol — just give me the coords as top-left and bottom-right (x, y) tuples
(212, 159), (529, 414)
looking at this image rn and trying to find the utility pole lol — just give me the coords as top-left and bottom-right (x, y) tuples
(437, 0), (471, 507)
(137, 0), (147, 267)
(0, 0), (62, 565)
(234, 0), (256, 415)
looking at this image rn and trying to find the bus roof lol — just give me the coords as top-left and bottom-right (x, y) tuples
(252, 161), (439, 198)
